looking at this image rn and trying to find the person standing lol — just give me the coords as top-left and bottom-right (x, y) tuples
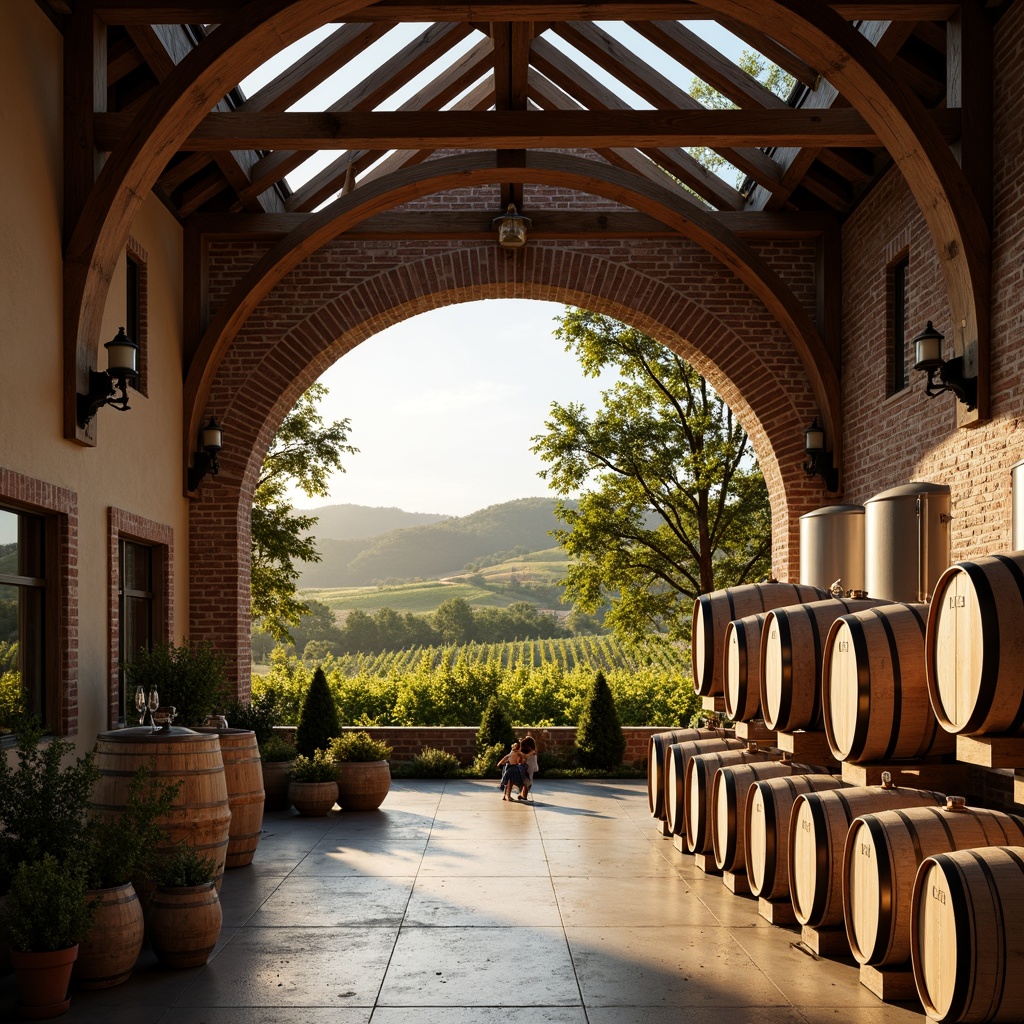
(519, 735), (539, 801)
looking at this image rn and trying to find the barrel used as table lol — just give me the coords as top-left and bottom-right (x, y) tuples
(824, 602), (954, 763)
(744, 773), (845, 900)
(912, 845), (1024, 1023)
(648, 728), (719, 819)
(844, 801), (1024, 967)
(91, 727), (231, 891)
(664, 736), (745, 838)
(926, 553), (1024, 735)
(724, 612), (767, 722)
(692, 582), (826, 697)
(788, 782), (945, 928)
(760, 597), (886, 732)
(197, 727), (265, 867)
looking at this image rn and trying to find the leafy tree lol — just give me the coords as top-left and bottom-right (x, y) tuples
(286, 599), (344, 657)
(476, 694), (516, 754)
(295, 665), (340, 757)
(531, 309), (771, 644)
(574, 670), (626, 769)
(252, 384), (357, 642)
(689, 53), (796, 188)
(433, 597), (477, 645)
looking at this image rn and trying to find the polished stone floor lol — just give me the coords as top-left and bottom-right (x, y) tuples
(1, 779), (929, 1023)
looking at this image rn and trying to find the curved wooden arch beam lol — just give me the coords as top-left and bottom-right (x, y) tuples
(693, 0), (991, 424)
(63, 0), (379, 443)
(184, 149), (841, 476)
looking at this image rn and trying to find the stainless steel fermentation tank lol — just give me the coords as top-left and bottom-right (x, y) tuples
(799, 504), (865, 594)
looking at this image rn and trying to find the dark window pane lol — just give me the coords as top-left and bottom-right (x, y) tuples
(0, 581), (45, 733)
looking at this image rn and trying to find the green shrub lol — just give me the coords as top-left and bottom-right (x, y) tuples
(295, 665), (340, 758)
(537, 749), (572, 772)
(259, 734), (297, 762)
(328, 730), (392, 762)
(574, 670), (626, 770)
(475, 694), (516, 753)
(400, 747), (462, 778)
(155, 844), (217, 888)
(6, 854), (95, 952)
(123, 639), (230, 728)
(224, 689), (280, 745)
(469, 741), (506, 777)
(288, 748), (337, 783)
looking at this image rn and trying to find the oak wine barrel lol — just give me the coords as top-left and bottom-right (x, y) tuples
(648, 728), (719, 818)
(712, 760), (814, 873)
(744, 774), (845, 900)
(692, 582), (826, 697)
(912, 846), (1024, 1023)
(760, 597), (886, 732)
(926, 553), (1024, 735)
(724, 612), (767, 722)
(664, 736), (745, 837)
(844, 801), (1024, 967)
(91, 727), (232, 891)
(198, 727), (265, 867)
(685, 746), (776, 855)
(788, 783), (945, 928)
(823, 603), (954, 763)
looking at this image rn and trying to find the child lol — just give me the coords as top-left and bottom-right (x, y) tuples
(496, 741), (527, 801)
(519, 735), (539, 801)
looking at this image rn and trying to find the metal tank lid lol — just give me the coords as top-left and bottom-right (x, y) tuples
(865, 481), (950, 503)
(800, 504), (864, 519)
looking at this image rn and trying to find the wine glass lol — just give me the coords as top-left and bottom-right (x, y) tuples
(148, 687), (160, 730)
(135, 685), (146, 726)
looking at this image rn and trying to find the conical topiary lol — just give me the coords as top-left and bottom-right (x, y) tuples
(475, 694), (516, 754)
(574, 670), (626, 770)
(295, 666), (340, 758)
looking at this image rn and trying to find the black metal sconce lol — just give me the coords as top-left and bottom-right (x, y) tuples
(187, 417), (223, 491)
(912, 320), (977, 411)
(76, 327), (139, 428)
(803, 418), (839, 491)
(492, 202), (531, 249)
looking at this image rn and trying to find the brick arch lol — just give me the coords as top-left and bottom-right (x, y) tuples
(191, 241), (826, 697)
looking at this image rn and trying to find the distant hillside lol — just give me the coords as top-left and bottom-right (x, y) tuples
(298, 497), (574, 588)
(303, 503), (450, 540)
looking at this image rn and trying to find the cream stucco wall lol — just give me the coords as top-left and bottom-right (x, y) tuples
(1, 1), (190, 748)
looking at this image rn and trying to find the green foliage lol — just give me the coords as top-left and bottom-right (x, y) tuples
(575, 671), (626, 770)
(289, 748), (338, 782)
(224, 688), (280, 745)
(6, 854), (95, 952)
(397, 747), (462, 778)
(328, 730), (392, 762)
(259, 734), (297, 762)
(532, 309), (772, 645)
(295, 665), (340, 757)
(432, 597), (476, 645)
(123, 638), (230, 728)
(84, 767), (182, 890)
(252, 384), (357, 642)
(0, 640), (25, 732)
(476, 695), (516, 753)
(470, 741), (506, 776)
(0, 720), (100, 892)
(155, 844), (217, 888)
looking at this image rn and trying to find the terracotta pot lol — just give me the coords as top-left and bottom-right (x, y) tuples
(261, 759), (294, 811)
(146, 882), (222, 969)
(336, 761), (391, 811)
(9, 944), (78, 1018)
(74, 884), (144, 989)
(288, 780), (338, 817)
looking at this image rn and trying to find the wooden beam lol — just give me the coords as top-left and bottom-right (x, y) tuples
(95, 107), (962, 150)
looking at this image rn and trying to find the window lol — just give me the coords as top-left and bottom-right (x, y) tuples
(888, 254), (910, 396)
(125, 238), (148, 397)
(0, 507), (49, 733)
(118, 539), (154, 725)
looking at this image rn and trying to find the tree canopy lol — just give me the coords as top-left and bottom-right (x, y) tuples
(531, 309), (771, 644)
(251, 384), (357, 642)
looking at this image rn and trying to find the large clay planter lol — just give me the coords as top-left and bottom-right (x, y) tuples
(261, 759), (294, 811)
(336, 761), (391, 811)
(146, 882), (222, 968)
(288, 780), (338, 817)
(9, 944), (78, 1018)
(74, 884), (144, 989)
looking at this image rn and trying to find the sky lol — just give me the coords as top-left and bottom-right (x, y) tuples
(289, 299), (618, 517)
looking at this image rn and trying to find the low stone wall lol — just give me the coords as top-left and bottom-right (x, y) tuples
(273, 725), (663, 766)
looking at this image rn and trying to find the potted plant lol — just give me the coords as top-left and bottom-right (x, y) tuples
(287, 749), (339, 816)
(260, 734), (297, 811)
(6, 854), (95, 1018)
(75, 768), (181, 989)
(147, 844), (222, 968)
(328, 731), (393, 811)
